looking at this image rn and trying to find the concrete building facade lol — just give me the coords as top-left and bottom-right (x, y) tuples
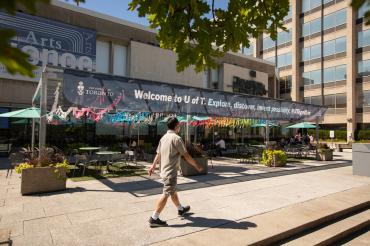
(0, 0), (275, 148)
(240, 0), (370, 142)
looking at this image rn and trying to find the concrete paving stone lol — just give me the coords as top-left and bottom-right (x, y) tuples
(11, 230), (53, 246)
(0, 222), (23, 237)
(43, 201), (102, 217)
(23, 214), (71, 235)
(67, 208), (110, 224)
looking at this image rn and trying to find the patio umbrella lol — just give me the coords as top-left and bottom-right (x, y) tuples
(0, 107), (40, 152)
(0, 107), (40, 118)
(251, 122), (278, 128)
(286, 122), (317, 129)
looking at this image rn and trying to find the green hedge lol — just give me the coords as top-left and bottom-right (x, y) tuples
(357, 130), (370, 140)
(307, 129), (347, 141)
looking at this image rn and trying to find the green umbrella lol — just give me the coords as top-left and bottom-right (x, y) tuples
(251, 122), (278, 128)
(0, 107), (40, 118)
(286, 122), (317, 129)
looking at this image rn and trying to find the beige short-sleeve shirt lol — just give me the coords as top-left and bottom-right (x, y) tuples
(157, 130), (187, 179)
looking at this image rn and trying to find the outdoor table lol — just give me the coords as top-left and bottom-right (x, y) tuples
(79, 147), (101, 156)
(96, 151), (121, 173)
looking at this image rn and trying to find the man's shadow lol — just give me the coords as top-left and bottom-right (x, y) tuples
(169, 213), (257, 230)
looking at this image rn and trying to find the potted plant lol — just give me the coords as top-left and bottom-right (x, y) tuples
(317, 143), (333, 161)
(261, 149), (287, 167)
(180, 143), (208, 176)
(15, 148), (70, 195)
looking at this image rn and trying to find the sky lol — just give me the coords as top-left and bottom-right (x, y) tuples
(64, 0), (229, 27)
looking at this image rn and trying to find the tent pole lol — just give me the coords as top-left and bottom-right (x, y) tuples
(266, 120), (270, 149)
(316, 117), (319, 159)
(39, 68), (47, 157)
(31, 118), (35, 157)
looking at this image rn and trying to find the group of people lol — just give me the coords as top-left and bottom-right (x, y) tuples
(280, 133), (314, 148)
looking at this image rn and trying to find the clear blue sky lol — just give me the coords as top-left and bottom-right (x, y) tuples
(65, 0), (228, 27)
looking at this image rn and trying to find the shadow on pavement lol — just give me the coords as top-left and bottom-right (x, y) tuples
(169, 213), (257, 230)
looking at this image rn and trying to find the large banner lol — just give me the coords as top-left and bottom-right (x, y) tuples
(0, 12), (96, 82)
(62, 69), (327, 121)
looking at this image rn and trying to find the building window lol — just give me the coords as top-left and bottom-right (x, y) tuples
(233, 76), (267, 96)
(241, 44), (254, 56)
(324, 93), (346, 108)
(113, 44), (127, 76)
(323, 37), (346, 56)
(263, 36), (275, 50)
(277, 52), (292, 68)
(96, 40), (110, 73)
(302, 18), (321, 37)
(358, 29), (370, 48)
(277, 29), (292, 45)
(304, 95), (322, 105)
(323, 9), (346, 30)
(358, 59), (370, 77)
(279, 75), (292, 95)
(302, 69), (321, 85)
(302, 0), (321, 13)
(302, 43), (321, 61)
(284, 5), (292, 21)
(323, 65), (346, 83)
(358, 3), (370, 19)
(264, 56), (276, 64)
(358, 90), (370, 107)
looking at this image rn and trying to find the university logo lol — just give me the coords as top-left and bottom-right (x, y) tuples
(77, 81), (85, 96)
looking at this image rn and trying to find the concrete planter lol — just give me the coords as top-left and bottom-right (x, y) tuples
(180, 157), (208, 176)
(317, 150), (333, 161)
(353, 144), (370, 177)
(21, 167), (67, 195)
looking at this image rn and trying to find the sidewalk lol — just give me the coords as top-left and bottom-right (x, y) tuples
(0, 151), (369, 245)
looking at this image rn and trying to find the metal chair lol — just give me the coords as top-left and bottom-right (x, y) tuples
(7, 152), (24, 178)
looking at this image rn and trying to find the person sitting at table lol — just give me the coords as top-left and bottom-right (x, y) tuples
(131, 140), (137, 149)
(215, 137), (226, 157)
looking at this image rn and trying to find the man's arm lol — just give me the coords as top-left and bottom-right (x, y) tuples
(148, 153), (160, 176)
(182, 152), (203, 172)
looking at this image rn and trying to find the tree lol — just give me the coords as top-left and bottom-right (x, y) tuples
(129, 0), (290, 72)
(352, 0), (370, 25)
(1, 0), (370, 77)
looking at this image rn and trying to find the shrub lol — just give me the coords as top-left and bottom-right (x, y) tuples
(358, 130), (370, 140)
(15, 163), (34, 174)
(15, 148), (70, 175)
(261, 149), (287, 167)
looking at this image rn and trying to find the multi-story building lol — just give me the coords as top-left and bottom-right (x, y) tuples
(0, 0), (276, 149)
(240, 0), (370, 142)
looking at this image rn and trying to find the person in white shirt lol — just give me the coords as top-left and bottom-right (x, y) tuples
(215, 138), (226, 156)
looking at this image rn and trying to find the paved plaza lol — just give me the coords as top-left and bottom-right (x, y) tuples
(0, 151), (369, 245)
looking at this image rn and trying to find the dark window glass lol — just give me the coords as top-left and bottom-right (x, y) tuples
(362, 90), (370, 107)
(358, 3), (370, 19)
(324, 67), (335, 83)
(311, 18), (322, 34)
(324, 94), (335, 107)
(358, 29), (370, 48)
(302, 47), (310, 61)
(302, 0), (311, 13)
(336, 93), (346, 108)
(302, 72), (311, 85)
(324, 40), (335, 56)
(324, 13), (335, 29)
(335, 37), (346, 53)
(311, 70), (321, 84)
(358, 59), (370, 77)
(310, 43), (321, 59)
(335, 65), (346, 81)
(311, 96), (322, 105)
(336, 9), (346, 25)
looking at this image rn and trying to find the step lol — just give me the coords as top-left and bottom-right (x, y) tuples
(155, 185), (370, 246)
(282, 209), (370, 246)
(343, 227), (370, 245)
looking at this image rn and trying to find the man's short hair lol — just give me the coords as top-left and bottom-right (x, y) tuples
(167, 117), (179, 130)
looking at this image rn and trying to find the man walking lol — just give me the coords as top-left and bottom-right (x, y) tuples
(148, 117), (203, 227)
